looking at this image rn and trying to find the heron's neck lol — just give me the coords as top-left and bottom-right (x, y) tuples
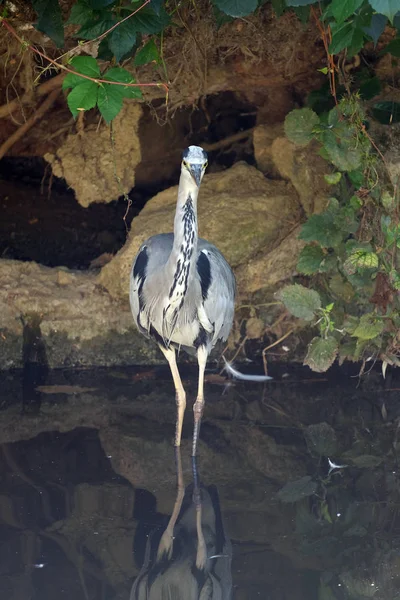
(167, 175), (199, 299)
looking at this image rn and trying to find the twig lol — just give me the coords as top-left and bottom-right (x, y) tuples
(202, 128), (255, 152)
(262, 328), (294, 374)
(0, 88), (60, 159)
(0, 72), (65, 119)
(1, 18), (168, 96)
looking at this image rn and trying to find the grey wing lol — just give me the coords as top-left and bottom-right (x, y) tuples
(130, 233), (174, 336)
(197, 239), (236, 346)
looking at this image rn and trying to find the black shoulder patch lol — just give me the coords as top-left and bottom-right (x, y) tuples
(133, 245), (148, 282)
(197, 251), (212, 301)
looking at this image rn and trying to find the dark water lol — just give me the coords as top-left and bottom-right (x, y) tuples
(1, 362), (400, 600)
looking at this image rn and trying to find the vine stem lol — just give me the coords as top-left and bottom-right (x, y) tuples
(0, 16), (169, 95)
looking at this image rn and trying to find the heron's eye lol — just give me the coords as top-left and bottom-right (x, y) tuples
(183, 160), (189, 169)
(203, 161), (208, 170)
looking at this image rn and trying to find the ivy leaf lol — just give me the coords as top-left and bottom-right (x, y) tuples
(108, 19), (137, 62)
(372, 101), (400, 124)
(134, 39), (161, 66)
(277, 476), (317, 503)
(344, 249), (379, 275)
(32, 0), (64, 47)
(350, 454), (383, 468)
(352, 313), (385, 340)
(322, 129), (362, 172)
(67, 0), (94, 25)
(304, 422), (338, 456)
(97, 83), (124, 123)
(296, 245), (325, 275)
(329, 0), (364, 24)
(284, 108), (319, 146)
(131, 5), (171, 33)
(324, 172), (342, 185)
(103, 67), (143, 98)
(211, 0), (258, 17)
(277, 284), (321, 321)
(67, 80), (98, 118)
(299, 212), (342, 248)
(329, 273), (354, 302)
(368, 0), (399, 23)
(304, 336), (339, 373)
(363, 13), (387, 46)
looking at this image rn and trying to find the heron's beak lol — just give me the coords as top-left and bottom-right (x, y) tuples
(189, 164), (202, 187)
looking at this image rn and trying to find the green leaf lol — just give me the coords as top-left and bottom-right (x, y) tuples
(352, 313), (385, 340)
(131, 5), (171, 33)
(67, 0), (94, 25)
(63, 56), (100, 90)
(304, 336), (338, 372)
(329, 273), (355, 302)
(363, 13), (387, 46)
(69, 55), (100, 77)
(284, 108), (319, 146)
(299, 212), (343, 248)
(382, 38), (400, 57)
(348, 169), (364, 187)
(78, 16), (115, 38)
(108, 19), (137, 62)
(304, 422), (338, 456)
(103, 67), (143, 98)
(211, 0), (257, 17)
(344, 249), (379, 275)
(151, 0), (163, 15)
(277, 284), (321, 321)
(277, 476), (317, 503)
(329, 23), (354, 54)
(271, 0), (286, 17)
(134, 39), (161, 66)
(372, 101), (400, 124)
(324, 172), (342, 185)
(329, 0), (364, 24)
(285, 0), (315, 5)
(322, 129), (362, 172)
(87, 0), (115, 7)
(97, 83), (124, 123)
(368, 0), (399, 23)
(350, 454), (383, 468)
(359, 76), (381, 99)
(297, 245), (325, 275)
(32, 0), (64, 47)
(67, 80), (98, 118)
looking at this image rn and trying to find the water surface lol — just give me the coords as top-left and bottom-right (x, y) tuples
(0, 362), (399, 599)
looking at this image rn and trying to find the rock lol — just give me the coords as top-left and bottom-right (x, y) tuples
(0, 259), (158, 368)
(99, 162), (303, 299)
(254, 124), (330, 215)
(253, 123), (285, 177)
(44, 103), (142, 207)
(235, 226), (305, 295)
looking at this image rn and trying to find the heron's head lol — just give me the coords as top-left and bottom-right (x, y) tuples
(181, 146), (208, 187)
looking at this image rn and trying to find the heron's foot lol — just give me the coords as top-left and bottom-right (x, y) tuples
(157, 529), (174, 561)
(192, 397), (204, 456)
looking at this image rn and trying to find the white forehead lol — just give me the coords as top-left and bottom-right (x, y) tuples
(183, 145), (207, 164)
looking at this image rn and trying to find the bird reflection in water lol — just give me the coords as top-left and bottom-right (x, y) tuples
(130, 449), (232, 599)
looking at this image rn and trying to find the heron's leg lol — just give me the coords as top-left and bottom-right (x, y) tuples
(159, 345), (186, 447)
(192, 345), (208, 456)
(157, 447), (185, 560)
(192, 455), (207, 569)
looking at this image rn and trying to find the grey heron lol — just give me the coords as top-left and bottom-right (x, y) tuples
(130, 448), (233, 599)
(130, 146), (236, 455)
